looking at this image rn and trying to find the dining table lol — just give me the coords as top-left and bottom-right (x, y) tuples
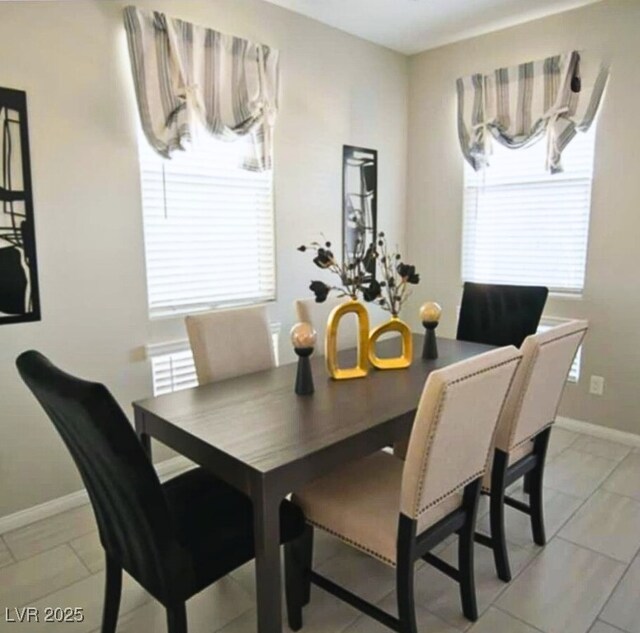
(133, 334), (494, 633)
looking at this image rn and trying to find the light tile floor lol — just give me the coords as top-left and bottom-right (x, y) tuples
(1, 427), (639, 633)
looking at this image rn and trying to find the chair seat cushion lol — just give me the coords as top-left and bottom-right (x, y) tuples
(292, 452), (462, 567)
(482, 440), (534, 490)
(162, 468), (305, 595)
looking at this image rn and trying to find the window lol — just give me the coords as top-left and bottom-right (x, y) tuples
(137, 130), (276, 318)
(148, 325), (281, 396)
(462, 129), (596, 294)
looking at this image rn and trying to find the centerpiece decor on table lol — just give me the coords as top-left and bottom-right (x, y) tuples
(364, 232), (421, 370)
(298, 233), (421, 378)
(297, 238), (376, 380)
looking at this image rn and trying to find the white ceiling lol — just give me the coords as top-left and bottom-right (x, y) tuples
(261, 0), (601, 55)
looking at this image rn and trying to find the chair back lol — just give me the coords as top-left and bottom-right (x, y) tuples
(400, 346), (521, 523)
(494, 320), (588, 452)
(186, 304), (275, 385)
(15, 351), (184, 600)
(457, 282), (548, 348)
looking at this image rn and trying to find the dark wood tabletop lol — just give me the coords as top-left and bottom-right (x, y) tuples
(133, 334), (494, 633)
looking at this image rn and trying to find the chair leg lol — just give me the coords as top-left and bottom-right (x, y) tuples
(166, 603), (188, 633)
(522, 472), (532, 495)
(529, 428), (551, 546)
(101, 554), (122, 633)
(529, 465), (546, 545)
(285, 524), (313, 631)
(459, 481), (481, 621)
(489, 450), (512, 582)
(397, 516), (418, 633)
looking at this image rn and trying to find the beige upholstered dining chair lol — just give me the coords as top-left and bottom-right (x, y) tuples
(476, 319), (588, 582)
(285, 346), (522, 633)
(185, 305), (275, 385)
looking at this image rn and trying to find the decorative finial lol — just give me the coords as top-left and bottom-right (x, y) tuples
(420, 302), (441, 360)
(290, 322), (317, 350)
(290, 322), (316, 395)
(420, 302), (442, 325)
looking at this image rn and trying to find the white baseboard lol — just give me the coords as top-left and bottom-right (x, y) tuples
(0, 455), (193, 536)
(556, 416), (640, 448)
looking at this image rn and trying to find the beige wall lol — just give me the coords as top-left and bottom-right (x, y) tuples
(0, 0), (408, 517)
(405, 0), (640, 435)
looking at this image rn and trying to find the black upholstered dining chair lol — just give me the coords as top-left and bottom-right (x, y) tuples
(456, 282), (549, 348)
(16, 351), (305, 633)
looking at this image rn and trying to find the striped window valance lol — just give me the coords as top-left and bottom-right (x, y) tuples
(457, 51), (609, 173)
(123, 6), (279, 172)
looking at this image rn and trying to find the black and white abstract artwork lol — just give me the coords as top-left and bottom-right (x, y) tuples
(342, 145), (377, 279)
(0, 87), (40, 325)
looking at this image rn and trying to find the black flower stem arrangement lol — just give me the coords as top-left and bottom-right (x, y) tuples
(365, 232), (420, 371)
(297, 237), (376, 303)
(371, 232), (420, 317)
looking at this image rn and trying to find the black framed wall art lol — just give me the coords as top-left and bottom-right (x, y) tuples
(0, 87), (40, 325)
(342, 145), (377, 280)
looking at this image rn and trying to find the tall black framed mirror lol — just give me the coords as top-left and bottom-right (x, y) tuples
(0, 87), (40, 325)
(342, 145), (377, 279)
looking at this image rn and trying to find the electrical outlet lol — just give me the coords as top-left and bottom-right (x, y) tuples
(590, 375), (605, 396)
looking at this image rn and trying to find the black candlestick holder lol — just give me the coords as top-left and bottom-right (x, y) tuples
(294, 347), (314, 395)
(422, 321), (439, 360)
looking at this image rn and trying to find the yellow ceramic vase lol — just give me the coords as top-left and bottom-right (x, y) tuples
(368, 316), (413, 370)
(325, 299), (370, 380)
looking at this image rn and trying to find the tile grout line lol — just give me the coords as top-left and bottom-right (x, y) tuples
(592, 554), (637, 632)
(16, 565), (152, 614)
(592, 620), (633, 633)
(68, 539), (96, 576)
(472, 476), (606, 631)
(597, 485), (640, 504)
(554, 535), (635, 567)
(0, 535), (15, 565)
(12, 544), (93, 609)
(543, 458), (619, 501)
(3, 522), (97, 562)
(553, 535), (633, 633)
(491, 533), (624, 633)
(568, 446), (632, 462)
(492, 603), (547, 632)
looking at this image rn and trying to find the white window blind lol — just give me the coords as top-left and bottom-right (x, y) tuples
(148, 326), (281, 396)
(137, 130), (276, 317)
(462, 129), (596, 294)
(151, 347), (199, 396)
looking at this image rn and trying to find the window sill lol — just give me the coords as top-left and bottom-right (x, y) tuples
(548, 292), (583, 301)
(148, 297), (277, 322)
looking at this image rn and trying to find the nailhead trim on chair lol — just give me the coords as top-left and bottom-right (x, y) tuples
(416, 472), (482, 520)
(305, 519), (397, 567)
(411, 356), (521, 519)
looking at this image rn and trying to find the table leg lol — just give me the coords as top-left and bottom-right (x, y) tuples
(134, 408), (152, 460)
(253, 480), (282, 633)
